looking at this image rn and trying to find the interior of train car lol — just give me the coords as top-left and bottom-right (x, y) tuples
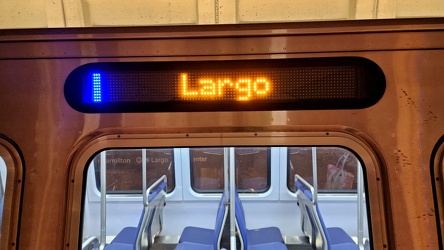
(80, 146), (369, 250)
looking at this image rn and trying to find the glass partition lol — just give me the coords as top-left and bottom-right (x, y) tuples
(287, 147), (359, 193)
(81, 146), (371, 250)
(190, 147), (270, 193)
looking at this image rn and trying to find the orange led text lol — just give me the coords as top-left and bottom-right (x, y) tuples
(180, 73), (270, 101)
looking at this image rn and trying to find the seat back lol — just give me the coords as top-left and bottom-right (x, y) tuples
(104, 177), (167, 250)
(234, 188), (249, 250)
(295, 179), (329, 250)
(213, 189), (229, 250)
(150, 191), (166, 244)
(296, 178), (359, 250)
(295, 180), (312, 238)
(135, 178), (167, 250)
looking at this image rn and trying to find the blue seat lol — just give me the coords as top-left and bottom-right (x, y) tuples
(295, 180), (314, 238)
(109, 226), (138, 246)
(175, 242), (215, 250)
(234, 189), (287, 250)
(103, 243), (134, 250)
(248, 242), (289, 250)
(105, 179), (167, 250)
(295, 179), (358, 250)
(177, 226), (214, 246)
(175, 189), (228, 250)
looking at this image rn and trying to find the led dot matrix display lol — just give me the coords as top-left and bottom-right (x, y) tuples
(65, 57), (385, 112)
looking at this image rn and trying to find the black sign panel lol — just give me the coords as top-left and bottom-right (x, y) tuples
(65, 57), (385, 113)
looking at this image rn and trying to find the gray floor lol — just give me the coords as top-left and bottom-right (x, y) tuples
(287, 244), (313, 250)
(150, 244), (176, 250)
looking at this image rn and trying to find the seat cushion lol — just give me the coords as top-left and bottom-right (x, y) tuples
(175, 242), (215, 250)
(327, 227), (356, 245)
(178, 226), (214, 245)
(110, 227), (137, 245)
(104, 243), (134, 250)
(331, 243), (359, 250)
(249, 242), (288, 250)
(247, 226), (284, 245)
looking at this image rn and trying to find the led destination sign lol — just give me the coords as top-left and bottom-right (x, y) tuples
(64, 58), (385, 112)
(179, 73), (271, 101)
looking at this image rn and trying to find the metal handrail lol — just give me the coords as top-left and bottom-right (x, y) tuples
(229, 147), (237, 250)
(357, 161), (364, 250)
(82, 236), (99, 250)
(294, 147), (318, 205)
(144, 175), (167, 206)
(142, 149), (147, 206)
(295, 174), (317, 204)
(99, 152), (107, 250)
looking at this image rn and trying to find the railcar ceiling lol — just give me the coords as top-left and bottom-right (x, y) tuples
(1, 0), (444, 29)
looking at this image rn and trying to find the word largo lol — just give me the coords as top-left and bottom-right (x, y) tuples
(179, 73), (271, 101)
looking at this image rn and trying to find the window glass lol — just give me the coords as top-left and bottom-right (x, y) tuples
(190, 148), (224, 191)
(235, 147), (270, 192)
(190, 147), (270, 193)
(287, 147), (359, 192)
(81, 145), (371, 250)
(93, 148), (175, 193)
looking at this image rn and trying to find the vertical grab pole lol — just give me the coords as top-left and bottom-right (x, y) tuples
(223, 148), (229, 206)
(229, 147), (237, 250)
(142, 149), (147, 205)
(311, 147), (318, 204)
(99, 151), (107, 250)
(357, 161), (364, 250)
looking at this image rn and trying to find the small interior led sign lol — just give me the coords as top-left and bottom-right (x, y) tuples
(65, 58), (385, 113)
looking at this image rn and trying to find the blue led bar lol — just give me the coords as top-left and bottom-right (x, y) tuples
(92, 73), (102, 103)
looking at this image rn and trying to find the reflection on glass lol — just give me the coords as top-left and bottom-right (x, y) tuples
(81, 146), (370, 250)
(287, 147), (359, 192)
(190, 147), (270, 193)
(93, 149), (175, 193)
